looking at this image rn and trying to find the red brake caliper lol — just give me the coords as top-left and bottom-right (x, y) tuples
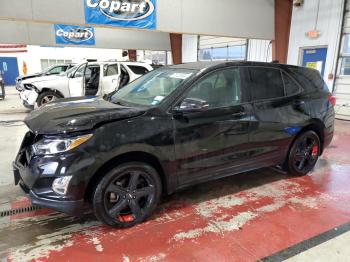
(119, 214), (135, 222)
(312, 145), (319, 156)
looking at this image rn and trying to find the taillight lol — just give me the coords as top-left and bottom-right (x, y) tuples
(328, 95), (336, 106)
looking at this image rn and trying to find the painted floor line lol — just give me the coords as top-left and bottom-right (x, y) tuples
(261, 220), (350, 261)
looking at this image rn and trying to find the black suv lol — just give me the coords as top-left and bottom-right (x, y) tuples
(14, 62), (335, 227)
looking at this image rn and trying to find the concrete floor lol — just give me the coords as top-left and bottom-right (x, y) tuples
(1, 87), (350, 261)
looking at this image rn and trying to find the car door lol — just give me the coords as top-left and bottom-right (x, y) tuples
(172, 67), (253, 186)
(68, 63), (87, 97)
(101, 63), (120, 94)
(127, 64), (150, 81)
(246, 66), (307, 166)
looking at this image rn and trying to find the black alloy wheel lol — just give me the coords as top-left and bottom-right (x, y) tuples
(284, 130), (321, 176)
(93, 162), (162, 227)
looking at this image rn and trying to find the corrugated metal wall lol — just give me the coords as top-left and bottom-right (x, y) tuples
(199, 36), (246, 49)
(334, 0), (350, 120)
(198, 36), (247, 61)
(247, 39), (272, 62)
(287, 0), (344, 89)
(182, 35), (273, 63)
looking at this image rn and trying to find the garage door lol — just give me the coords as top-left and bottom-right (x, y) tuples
(335, 0), (350, 120)
(198, 36), (247, 61)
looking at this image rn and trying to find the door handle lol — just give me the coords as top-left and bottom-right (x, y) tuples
(293, 100), (305, 106)
(231, 111), (246, 117)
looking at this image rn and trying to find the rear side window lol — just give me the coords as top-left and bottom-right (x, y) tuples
(249, 67), (284, 100)
(105, 64), (119, 76)
(128, 65), (149, 75)
(288, 67), (327, 92)
(282, 72), (300, 96)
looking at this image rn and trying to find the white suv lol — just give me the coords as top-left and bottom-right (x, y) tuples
(18, 61), (153, 109)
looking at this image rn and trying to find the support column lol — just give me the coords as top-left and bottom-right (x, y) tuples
(170, 33), (182, 65)
(272, 0), (293, 64)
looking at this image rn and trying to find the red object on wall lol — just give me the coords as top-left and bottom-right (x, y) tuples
(128, 50), (137, 61)
(0, 44), (27, 53)
(170, 33), (182, 65)
(272, 0), (293, 64)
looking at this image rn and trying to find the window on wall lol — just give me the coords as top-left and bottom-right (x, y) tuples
(142, 51), (167, 65)
(199, 45), (247, 61)
(340, 35), (350, 75)
(198, 36), (247, 61)
(40, 59), (72, 71)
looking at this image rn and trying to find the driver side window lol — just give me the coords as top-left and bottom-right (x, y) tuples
(185, 67), (242, 109)
(74, 65), (86, 78)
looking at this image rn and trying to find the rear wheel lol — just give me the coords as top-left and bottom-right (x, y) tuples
(0, 83), (5, 99)
(37, 91), (62, 107)
(92, 162), (162, 227)
(284, 131), (321, 176)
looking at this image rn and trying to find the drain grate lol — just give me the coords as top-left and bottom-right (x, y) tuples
(0, 205), (41, 217)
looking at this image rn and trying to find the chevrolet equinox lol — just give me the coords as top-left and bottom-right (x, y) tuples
(14, 61), (335, 227)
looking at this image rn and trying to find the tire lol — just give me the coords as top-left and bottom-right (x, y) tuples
(92, 162), (162, 227)
(0, 84), (5, 100)
(284, 130), (321, 176)
(37, 91), (62, 107)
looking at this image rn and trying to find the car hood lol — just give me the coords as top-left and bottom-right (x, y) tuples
(22, 75), (64, 85)
(17, 73), (42, 81)
(25, 97), (147, 135)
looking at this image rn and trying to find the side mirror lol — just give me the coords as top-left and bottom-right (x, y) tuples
(173, 98), (209, 113)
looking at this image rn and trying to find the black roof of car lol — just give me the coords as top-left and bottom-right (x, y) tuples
(168, 61), (302, 71)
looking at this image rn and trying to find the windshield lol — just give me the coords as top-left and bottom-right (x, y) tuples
(40, 65), (55, 74)
(110, 68), (197, 107)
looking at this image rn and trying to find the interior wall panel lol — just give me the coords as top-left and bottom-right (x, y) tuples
(0, 0), (275, 40)
(0, 21), (171, 51)
(31, 0), (85, 24)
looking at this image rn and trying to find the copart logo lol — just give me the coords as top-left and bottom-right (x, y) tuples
(56, 28), (94, 43)
(54, 25), (96, 46)
(86, 0), (155, 21)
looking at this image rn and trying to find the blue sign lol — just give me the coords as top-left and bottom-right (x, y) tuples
(84, 0), (156, 30)
(54, 24), (96, 46)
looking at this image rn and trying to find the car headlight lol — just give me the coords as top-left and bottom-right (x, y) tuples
(32, 134), (93, 155)
(24, 84), (36, 90)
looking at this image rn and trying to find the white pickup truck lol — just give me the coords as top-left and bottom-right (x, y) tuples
(17, 61), (153, 109)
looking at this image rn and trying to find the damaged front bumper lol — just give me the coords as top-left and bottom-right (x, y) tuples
(19, 90), (38, 109)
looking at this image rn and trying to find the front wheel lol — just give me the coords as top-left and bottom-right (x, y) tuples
(284, 130), (321, 176)
(37, 91), (62, 107)
(92, 162), (162, 227)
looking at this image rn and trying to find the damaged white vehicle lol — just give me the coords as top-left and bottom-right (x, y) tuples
(17, 61), (153, 109)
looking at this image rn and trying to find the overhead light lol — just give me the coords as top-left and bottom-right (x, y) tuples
(306, 30), (320, 39)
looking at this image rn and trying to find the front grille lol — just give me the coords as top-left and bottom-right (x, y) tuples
(17, 131), (36, 166)
(21, 131), (36, 149)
